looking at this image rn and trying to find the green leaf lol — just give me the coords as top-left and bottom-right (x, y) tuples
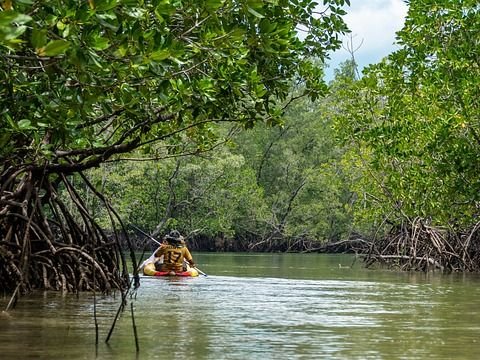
(259, 19), (276, 33)
(0, 11), (32, 26)
(247, 7), (265, 19)
(155, 3), (177, 16)
(0, 11), (31, 45)
(18, 119), (36, 130)
(31, 28), (47, 48)
(38, 40), (70, 56)
(150, 49), (170, 61)
(91, 36), (110, 51)
(4, 113), (17, 129)
(205, 0), (224, 10)
(3, 25), (28, 41)
(0, 132), (11, 149)
(94, 0), (119, 11)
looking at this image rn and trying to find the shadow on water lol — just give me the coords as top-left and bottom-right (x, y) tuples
(2, 253), (480, 359)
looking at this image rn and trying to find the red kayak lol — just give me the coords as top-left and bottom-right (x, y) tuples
(143, 262), (199, 277)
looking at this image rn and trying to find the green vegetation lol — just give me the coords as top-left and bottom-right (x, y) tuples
(88, 85), (354, 252)
(1, 0), (479, 296)
(333, 1), (480, 270)
(0, 0), (349, 293)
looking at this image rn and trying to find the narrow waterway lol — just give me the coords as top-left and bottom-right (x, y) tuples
(1, 253), (480, 359)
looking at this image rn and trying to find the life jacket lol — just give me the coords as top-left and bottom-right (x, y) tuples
(155, 244), (193, 272)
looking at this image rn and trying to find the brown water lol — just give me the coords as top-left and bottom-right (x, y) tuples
(1, 253), (480, 359)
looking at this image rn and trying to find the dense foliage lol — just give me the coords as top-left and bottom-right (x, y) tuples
(1, 0), (349, 168)
(0, 0), (349, 293)
(333, 1), (480, 270)
(3, 0), (478, 294)
(335, 1), (479, 227)
(87, 84), (354, 252)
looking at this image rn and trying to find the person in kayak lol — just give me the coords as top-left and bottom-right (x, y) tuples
(154, 230), (195, 275)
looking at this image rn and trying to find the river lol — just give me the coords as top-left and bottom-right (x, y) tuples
(1, 253), (480, 359)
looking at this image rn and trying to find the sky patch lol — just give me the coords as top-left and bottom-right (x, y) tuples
(325, 0), (408, 79)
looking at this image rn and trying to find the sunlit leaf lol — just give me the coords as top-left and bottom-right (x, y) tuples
(37, 39), (70, 56)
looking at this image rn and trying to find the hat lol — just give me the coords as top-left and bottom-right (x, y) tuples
(165, 230), (183, 244)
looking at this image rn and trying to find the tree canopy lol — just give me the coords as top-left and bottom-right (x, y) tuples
(1, 0), (349, 171)
(333, 1), (480, 270)
(0, 0), (349, 293)
(335, 0), (479, 225)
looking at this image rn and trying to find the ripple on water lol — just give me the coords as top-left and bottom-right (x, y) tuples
(3, 257), (480, 360)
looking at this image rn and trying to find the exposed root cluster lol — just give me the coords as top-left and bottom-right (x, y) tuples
(365, 217), (480, 272)
(0, 166), (132, 297)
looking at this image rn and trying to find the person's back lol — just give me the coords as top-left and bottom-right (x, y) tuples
(154, 230), (194, 274)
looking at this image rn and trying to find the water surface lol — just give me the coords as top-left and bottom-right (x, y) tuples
(1, 253), (480, 359)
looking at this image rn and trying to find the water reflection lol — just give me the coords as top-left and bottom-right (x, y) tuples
(1, 253), (480, 359)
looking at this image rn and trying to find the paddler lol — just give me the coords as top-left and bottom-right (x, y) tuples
(154, 230), (196, 275)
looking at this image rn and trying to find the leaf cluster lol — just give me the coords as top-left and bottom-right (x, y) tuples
(0, 0), (349, 174)
(333, 2), (480, 228)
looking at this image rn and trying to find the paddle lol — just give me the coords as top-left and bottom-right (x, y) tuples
(130, 225), (207, 276)
(193, 267), (208, 277)
(131, 224), (162, 246)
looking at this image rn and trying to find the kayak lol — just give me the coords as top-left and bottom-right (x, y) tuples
(142, 262), (199, 277)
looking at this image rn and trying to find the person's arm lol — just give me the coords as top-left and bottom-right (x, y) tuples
(183, 247), (195, 266)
